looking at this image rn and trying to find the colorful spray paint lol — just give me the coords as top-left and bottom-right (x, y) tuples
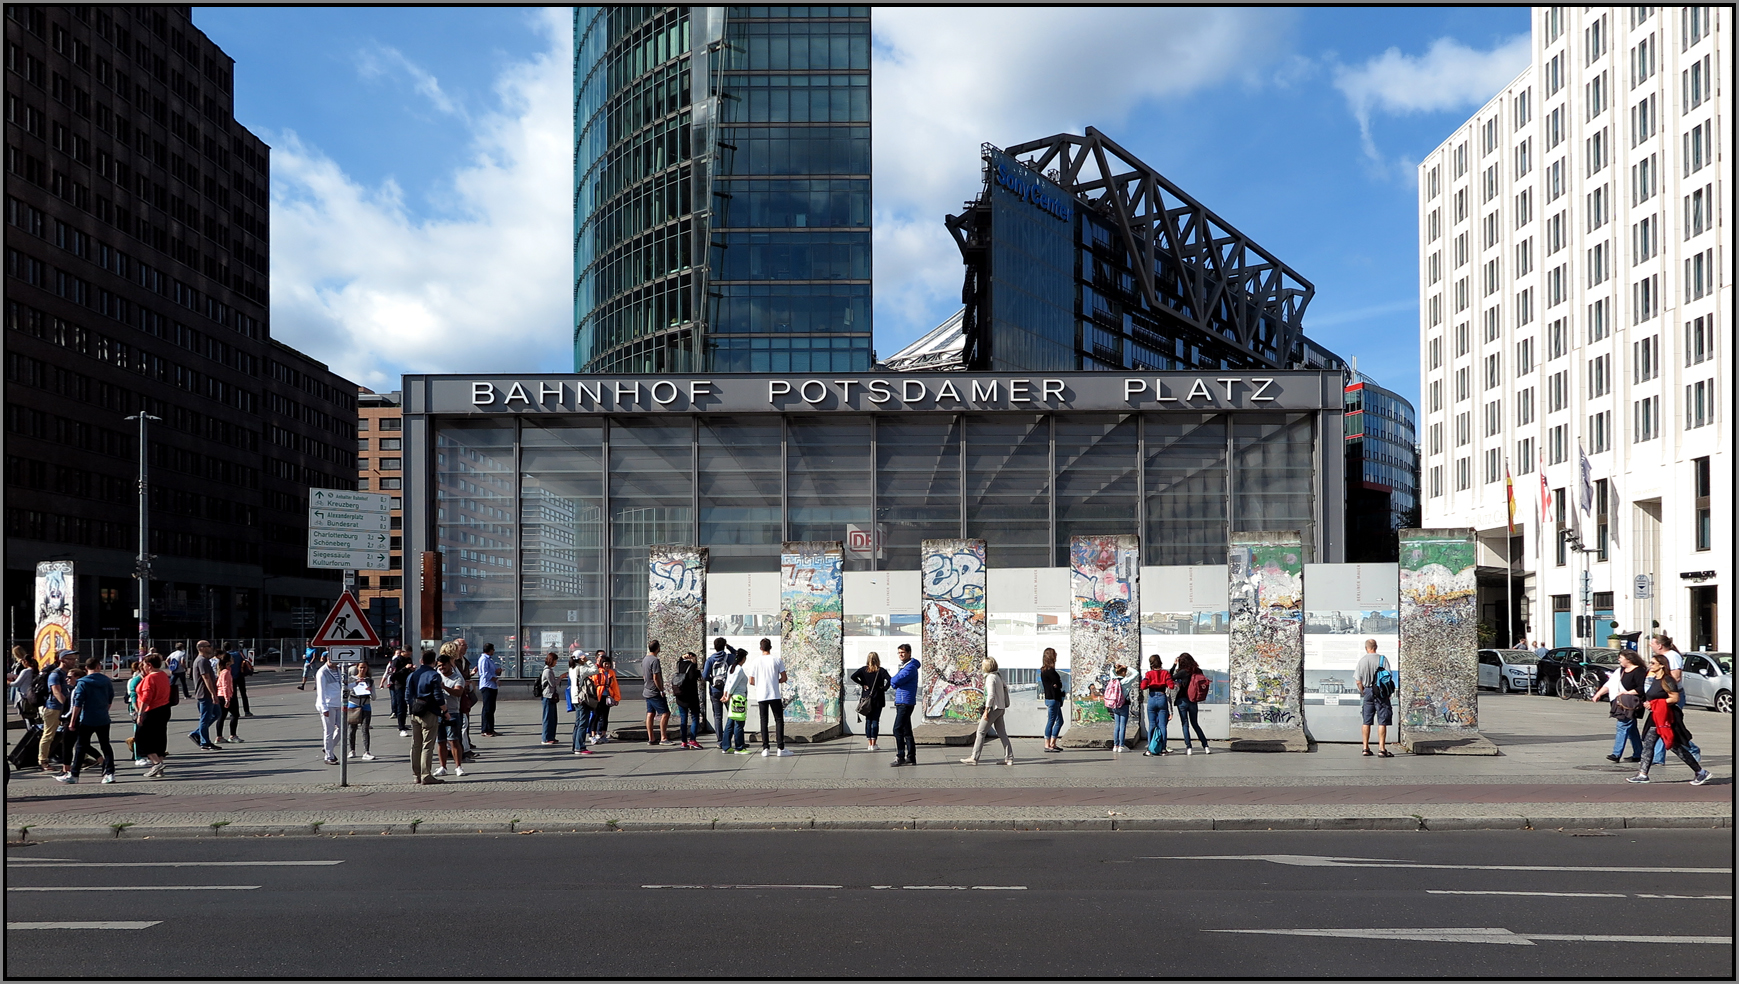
(920, 539), (987, 720)
(647, 545), (707, 687)
(1397, 528), (1479, 735)
(1228, 531), (1308, 748)
(1069, 535), (1139, 727)
(780, 541), (844, 723)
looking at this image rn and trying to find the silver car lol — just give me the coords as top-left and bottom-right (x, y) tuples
(1680, 651), (1732, 714)
(1478, 648), (1537, 693)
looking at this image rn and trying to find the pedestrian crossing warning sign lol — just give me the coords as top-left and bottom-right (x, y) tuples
(309, 591), (382, 648)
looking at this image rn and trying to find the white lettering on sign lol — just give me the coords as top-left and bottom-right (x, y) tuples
(577, 380), (602, 404)
(769, 380), (792, 402)
(651, 380), (680, 405)
(1186, 378), (1213, 401)
(801, 379), (827, 404)
(1155, 380), (1178, 403)
(613, 381), (639, 405)
(1216, 377), (1242, 400)
(1009, 379), (1031, 402)
(504, 382), (531, 405)
(690, 380), (714, 402)
(539, 382), (563, 404)
(472, 382), (495, 405)
(1124, 378), (1147, 400)
(971, 379), (999, 402)
(1250, 378), (1276, 401)
(1042, 379), (1066, 401)
(834, 379), (859, 401)
(902, 379), (927, 402)
(935, 380), (961, 404)
(868, 379), (892, 403)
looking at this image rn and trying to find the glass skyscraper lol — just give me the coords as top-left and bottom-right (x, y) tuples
(572, 6), (871, 374)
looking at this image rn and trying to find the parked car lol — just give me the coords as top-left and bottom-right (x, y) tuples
(1536, 647), (1624, 699)
(1680, 651), (1732, 714)
(1477, 649), (1537, 693)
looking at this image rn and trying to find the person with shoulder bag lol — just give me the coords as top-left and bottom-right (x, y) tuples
(1101, 662), (1130, 751)
(346, 659), (376, 761)
(849, 652), (891, 751)
(1170, 653), (1210, 755)
(1592, 651), (1646, 763)
(589, 652), (620, 743)
(1140, 655), (1173, 756)
(406, 650), (447, 784)
(720, 651), (750, 754)
(961, 658), (1014, 766)
(1628, 652), (1711, 785)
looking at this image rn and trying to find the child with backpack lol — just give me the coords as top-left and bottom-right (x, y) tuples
(1101, 663), (1131, 751)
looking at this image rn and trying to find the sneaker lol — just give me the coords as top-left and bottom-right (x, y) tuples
(541, 741), (559, 746)
(399, 730), (411, 738)
(432, 766), (446, 777)
(324, 757), (339, 765)
(145, 763), (167, 779)
(577, 749), (595, 756)
(761, 748), (771, 757)
(721, 747), (734, 754)
(1626, 773), (1650, 783)
(453, 766), (465, 776)
(734, 748), (754, 755)
(421, 776), (445, 785)
(229, 736), (245, 743)
(360, 754), (376, 761)
(189, 734), (204, 748)
(1606, 754), (1622, 763)
(776, 748), (793, 757)
(1003, 758), (1015, 766)
(347, 751), (357, 759)
(1185, 748), (1194, 755)
(1623, 756), (1642, 763)
(890, 758), (907, 767)
(54, 773), (77, 784)
(1142, 751), (1153, 757)
(101, 773), (115, 784)
(134, 758), (149, 767)
(960, 757), (979, 765)
(1202, 746), (1211, 755)
(1691, 770), (1712, 786)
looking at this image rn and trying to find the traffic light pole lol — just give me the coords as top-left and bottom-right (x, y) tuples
(126, 411), (161, 658)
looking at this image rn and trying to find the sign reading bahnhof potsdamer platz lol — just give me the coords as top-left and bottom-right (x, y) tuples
(401, 371), (1346, 665)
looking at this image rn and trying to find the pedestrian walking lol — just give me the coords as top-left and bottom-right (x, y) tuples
(184, 641), (225, 752)
(641, 640), (670, 745)
(850, 652), (890, 751)
(673, 650), (704, 749)
(37, 650), (75, 770)
(407, 651), (445, 785)
(703, 637), (731, 748)
(297, 646), (316, 690)
(215, 653), (242, 743)
(476, 643), (502, 736)
(1353, 639), (1394, 757)
(232, 645), (254, 717)
(56, 657), (117, 784)
(747, 638), (791, 757)
(1628, 651), (1711, 785)
(961, 657), (1014, 766)
(134, 653), (172, 779)
(1140, 656), (1173, 756)
(589, 652), (620, 742)
(312, 653), (343, 764)
(123, 660), (144, 764)
(888, 643), (920, 766)
(720, 651), (750, 754)
(383, 650), (413, 737)
(1646, 634), (1702, 766)
(168, 644), (190, 697)
(1040, 648), (1064, 753)
(12, 651), (40, 726)
(434, 652), (467, 777)
(347, 659), (376, 761)
(537, 651), (562, 746)
(569, 654), (595, 756)
(1170, 653), (1211, 754)
(1593, 651), (1646, 763)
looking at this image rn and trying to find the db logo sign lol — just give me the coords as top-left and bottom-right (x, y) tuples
(846, 524), (884, 558)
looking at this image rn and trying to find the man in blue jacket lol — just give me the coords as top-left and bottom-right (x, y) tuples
(406, 651), (447, 785)
(887, 643), (920, 767)
(57, 656), (116, 784)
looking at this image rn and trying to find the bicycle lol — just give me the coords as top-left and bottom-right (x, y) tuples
(1556, 667), (1598, 701)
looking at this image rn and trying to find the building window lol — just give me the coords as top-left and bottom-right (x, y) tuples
(358, 419), (369, 432)
(1518, 387), (1534, 425)
(1685, 379), (1716, 430)
(358, 438), (370, 451)
(1633, 395), (1659, 443)
(1554, 494), (1567, 566)
(1484, 400), (1503, 437)
(1485, 447), (1502, 485)
(1548, 424), (1568, 464)
(1633, 334), (1658, 381)
(357, 478), (370, 490)
(1429, 465), (1443, 498)
(379, 437), (402, 451)
(1693, 457), (1711, 551)
(380, 477), (402, 490)
(1517, 437), (1534, 472)
(1685, 316), (1713, 366)
(380, 458), (401, 471)
(380, 418), (402, 431)
(1429, 423), (1442, 455)
(1455, 456), (1471, 491)
(1594, 478), (1610, 561)
(1455, 411), (1471, 447)
(1588, 354), (1610, 397)
(1517, 337), (1534, 375)
(1589, 410), (1611, 453)
(1547, 371), (1568, 413)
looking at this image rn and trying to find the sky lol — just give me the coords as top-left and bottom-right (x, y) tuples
(194, 6), (1534, 409)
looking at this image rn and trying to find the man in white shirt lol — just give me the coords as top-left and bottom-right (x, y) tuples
(746, 638), (791, 757)
(313, 654), (343, 765)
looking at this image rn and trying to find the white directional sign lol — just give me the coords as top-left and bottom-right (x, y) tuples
(307, 490), (395, 570)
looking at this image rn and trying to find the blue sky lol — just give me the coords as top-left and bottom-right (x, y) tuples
(194, 6), (1533, 407)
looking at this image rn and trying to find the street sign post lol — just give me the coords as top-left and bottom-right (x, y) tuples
(307, 491), (394, 571)
(1634, 573), (1652, 600)
(310, 592), (383, 648)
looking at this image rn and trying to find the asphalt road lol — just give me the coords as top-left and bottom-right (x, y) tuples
(5, 830), (1731, 978)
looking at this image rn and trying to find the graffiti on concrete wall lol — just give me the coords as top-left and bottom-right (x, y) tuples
(1398, 529), (1478, 731)
(920, 539), (987, 720)
(781, 541), (844, 723)
(647, 545), (707, 688)
(34, 560), (75, 666)
(1069, 535), (1139, 726)
(1228, 532), (1304, 729)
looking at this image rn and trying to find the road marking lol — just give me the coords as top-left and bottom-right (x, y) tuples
(1147, 854), (1732, 874)
(1432, 897), (1620, 904)
(642, 883), (1026, 891)
(642, 884), (843, 890)
(1636, 894), (1733, 900)
(902, 885), (968, 890)
(1208, 927), (1733, 946)
(6, 861), (344, 869)
(8, 885), (260, 892)
(7, 921), (161, 931)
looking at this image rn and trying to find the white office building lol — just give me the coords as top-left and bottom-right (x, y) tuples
(1417, 6), (1728, 652)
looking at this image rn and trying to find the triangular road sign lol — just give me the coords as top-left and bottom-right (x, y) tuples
(310, 591), (382, 648)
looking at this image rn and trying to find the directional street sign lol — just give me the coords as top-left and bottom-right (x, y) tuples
(306, 490), (395, 570)
(307, 546), (391, 571)
(310, 489), (393, 513)
(310, 508), (390, 532)
(310, 591), (383, 647)
(310, 528), (389, 552)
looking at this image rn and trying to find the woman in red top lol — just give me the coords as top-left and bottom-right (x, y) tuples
(216, 653), (242, 743)
(1141, 654), (1174, 756)
(134, 653), (173, 779)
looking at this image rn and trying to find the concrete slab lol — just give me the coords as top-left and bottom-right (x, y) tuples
(912, 723), (978, 746)
(1213, 817), (1318, 830)
(1421, 816), (1530, 830)
(1110, 818), (1213, 830)
(1623, 816), (1730, 828)
(1226, 732), (1313, 752)
(1406, 731), (1501, 755)
(1059, 726), (1141, 750)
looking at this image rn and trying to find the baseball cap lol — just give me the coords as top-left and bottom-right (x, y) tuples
(56, 648), (79, 658)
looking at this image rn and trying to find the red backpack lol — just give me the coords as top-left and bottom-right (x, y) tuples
(1186, 672), (1211, 702)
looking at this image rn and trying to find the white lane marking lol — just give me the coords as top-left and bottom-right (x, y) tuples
(642, 884), (843, 890)
(8, 885), (260, 892)
(1208, 927), (1733, 946)
(1428, 890), (1625, 898)
(1636, 894), (1734, 900)
(7, 921), (161, 931)
(1147, 854), (1733, 874)
(970, 886), (1028, 891)
(902, 885), (968, 890)
(6, 861), (344, 868)
(642, 884), (1026, 891)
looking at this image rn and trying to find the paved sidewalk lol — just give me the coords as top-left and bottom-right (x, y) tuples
(6, 673), (1730, 838)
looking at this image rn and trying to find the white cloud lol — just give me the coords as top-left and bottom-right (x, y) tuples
(1333, 35), (1531, 161)
(354, 45), (465, 119)
(267, 8), (571, 388)
(871, 8), (1288, 353)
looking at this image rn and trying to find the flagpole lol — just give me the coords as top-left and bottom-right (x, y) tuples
(1504, 455), (1514, 648)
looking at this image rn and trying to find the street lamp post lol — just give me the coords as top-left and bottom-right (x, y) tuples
(126, 411), (161, 657)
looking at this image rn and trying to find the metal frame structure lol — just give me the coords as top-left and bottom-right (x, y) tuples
(957, 126), (1317, 371)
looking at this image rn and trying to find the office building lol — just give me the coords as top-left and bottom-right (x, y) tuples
(1417, 6), (1728, 650)
(1343, 374), (1420, 563)
(356, 388), (404, 645)
(5, 5), (357, 646)
(572, 6), (871, 375)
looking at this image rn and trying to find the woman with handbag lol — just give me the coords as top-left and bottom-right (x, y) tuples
(1628, 652), (1711, 785)
(960, 657), (1014, 766)
(849, 652), (890, 751)
(673, 651), (704, 749)
(346, 660), (376, 761)
(1040, 649), (1065, 753)
(1592, 651), (1645, 763)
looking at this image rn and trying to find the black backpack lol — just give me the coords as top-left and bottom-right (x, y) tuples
(28, 668), (51, 710)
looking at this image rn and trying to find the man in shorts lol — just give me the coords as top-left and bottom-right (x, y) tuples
(642, 640), (670, 745)
(1354, 638), (1393, 757)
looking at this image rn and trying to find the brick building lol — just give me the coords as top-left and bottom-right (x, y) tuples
(355, 387), (404, 645)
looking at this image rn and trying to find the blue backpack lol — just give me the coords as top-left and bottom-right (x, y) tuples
(1373, 657), (1397, 700)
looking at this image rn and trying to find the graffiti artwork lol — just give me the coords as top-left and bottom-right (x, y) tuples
(780, 541), (844, 723)
(1069, 535), (1139, 727)
(33, 561), (74, 666)
(647, 545), (707, 687)
(1228, 532), (1305, 730)
(1398, 529), (1479, 732)
(920, 539), (987, 720)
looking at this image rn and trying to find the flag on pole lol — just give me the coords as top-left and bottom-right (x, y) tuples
(1578, 442), (1594, 515)
(1539, 448), (1552, 523)
(1504, 457), (1517, 534)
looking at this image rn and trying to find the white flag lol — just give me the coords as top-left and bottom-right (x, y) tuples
(1578, 443), (1594, 515)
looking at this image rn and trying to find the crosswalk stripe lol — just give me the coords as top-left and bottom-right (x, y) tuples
(8, 922), (161, 931)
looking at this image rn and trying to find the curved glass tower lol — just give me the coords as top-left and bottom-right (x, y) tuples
(573, 6), (872, 374)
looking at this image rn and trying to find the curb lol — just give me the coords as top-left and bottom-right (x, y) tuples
(8, 814), (1728, 843)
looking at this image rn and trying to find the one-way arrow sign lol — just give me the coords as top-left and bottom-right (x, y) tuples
(309, 591), (382, 648)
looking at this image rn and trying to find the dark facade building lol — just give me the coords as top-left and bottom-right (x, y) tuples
(572, 5), (871, 375)
(5, 5), (356, 648)
(1343, 375), (1419, 563)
